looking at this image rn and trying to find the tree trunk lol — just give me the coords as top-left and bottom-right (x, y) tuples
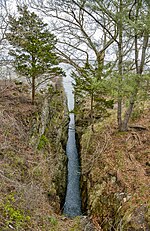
(31, 54), (36, 105)
(117, 0), (123, 131)
(96, 51), (105, 80)
(90, 91), (94, 132)
(117, 98), (123, 131)
(32, 75), (35, 105)
(119, 1), (149, 131)
(121, 94), (136, 131)
(121, 32), (149, 131)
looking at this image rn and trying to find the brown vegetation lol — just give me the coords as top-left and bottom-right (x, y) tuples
(80, 108), (150, 230)
(0, 80), (86, 231)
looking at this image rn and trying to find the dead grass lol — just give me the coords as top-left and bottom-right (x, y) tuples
(0, 80), (88, 230)
(80, 108), (150, 230)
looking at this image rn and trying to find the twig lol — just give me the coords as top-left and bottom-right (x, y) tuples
(83, 132), (110, 174)
(0, 170), (19, 186)
(126, 132), (142, 150)
(129, 125), (147, 130)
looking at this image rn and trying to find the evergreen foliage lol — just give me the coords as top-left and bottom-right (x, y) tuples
(73, 64), (113, 131)
(6, 5), (63, 104)
(38, 0), (149, 131)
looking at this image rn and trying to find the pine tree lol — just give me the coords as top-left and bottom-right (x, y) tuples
(73, 64), (113, 132)
(6, 5), (63, 104)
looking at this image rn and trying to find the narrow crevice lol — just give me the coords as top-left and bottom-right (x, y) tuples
(62, 113), (82, 217)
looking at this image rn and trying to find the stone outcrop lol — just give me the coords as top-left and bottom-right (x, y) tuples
(30, 86), (69, 209)
(0, 80), (69, 230)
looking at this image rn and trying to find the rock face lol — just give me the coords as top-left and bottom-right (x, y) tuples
(30, 86), (68, 209)
(79, 115), (150, 231)
(0, 80), (68, 230)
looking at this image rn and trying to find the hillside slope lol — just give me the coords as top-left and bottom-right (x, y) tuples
(80, 107), (150, 230)
(0, 80), (87, 231)
(0, 80), (149, 231)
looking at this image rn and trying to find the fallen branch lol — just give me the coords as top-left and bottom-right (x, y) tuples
(129, 125), (147, 130)
(126, 132), (142, 151)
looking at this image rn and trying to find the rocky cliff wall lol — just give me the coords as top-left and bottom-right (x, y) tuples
(0, 80), (69, 230)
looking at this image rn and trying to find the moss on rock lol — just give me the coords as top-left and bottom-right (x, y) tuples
(0, 80), (69, 230)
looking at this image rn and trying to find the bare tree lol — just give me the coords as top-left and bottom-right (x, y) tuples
(0, 0), (10, 54)
(0, 0), (13, 81)
(21, 0), (149, 131)
(24, 0), (118, 70)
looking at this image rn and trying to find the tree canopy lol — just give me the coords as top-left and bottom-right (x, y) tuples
(6, 5), (63, 104)
(5, 0), (150, 129)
